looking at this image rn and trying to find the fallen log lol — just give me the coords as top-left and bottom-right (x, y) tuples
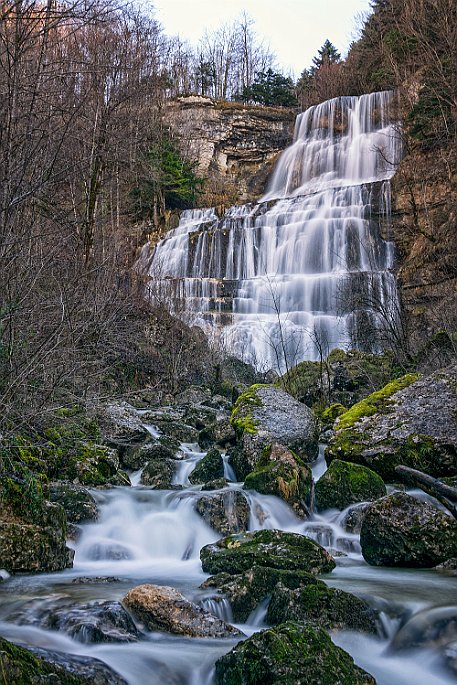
(395, 465), (457, 520)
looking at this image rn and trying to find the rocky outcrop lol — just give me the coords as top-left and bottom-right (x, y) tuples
(200, 529), (335, 576)
(243, 443), (312, 516)
(314, 459), (386, 511)
(165, 97), (295, 205)
(230, 384), (318, 480)
(360, 492), (457, 567)
(48, 482), (98, 523)
(122, 583), (240, 638)
(267, 584), (380, 634)
(0, 636), (127, 684)
(195, 490), (250, 535)
(201, 566), (325, 623)
(0, 501), (73, 573)
(214, 622), (376, 685)
(326, 367), (457, 480)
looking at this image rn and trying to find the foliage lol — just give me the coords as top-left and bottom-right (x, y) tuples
(131, 137), (204, 222)
(241, 69), (297, 107)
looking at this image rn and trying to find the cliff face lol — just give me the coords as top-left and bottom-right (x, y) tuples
(165, 97), (295, 207)
(390, 142), (457, 351)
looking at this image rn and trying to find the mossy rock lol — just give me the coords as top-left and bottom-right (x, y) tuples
(0, 636), (128, 684)
(200, 529), (335, 576)
(121, 442), (175, 471)
(154, 420), (199, 443)
(267, 583), (379, 634)
(360, 492), (457, 567)
(189, 448), (224, 485)
(201, 566), (326, 622)
(48, 482), (98, 523)
(325, 369), (457, 480)
(321, 403), (347, 427)
(140, 459), (175, 488)
(214, 621), (376, 685)
(314, 459), (386, 511)
(196, 490), (249, 535)
(243, 443), (312, 516)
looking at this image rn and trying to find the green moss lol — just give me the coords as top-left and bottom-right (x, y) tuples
(321, 403), (347, 426)
(0, 637), (91, 684)
(336, 373), (419, 430)
(315, 459), (386, 510)
(230, 384), (269, 436)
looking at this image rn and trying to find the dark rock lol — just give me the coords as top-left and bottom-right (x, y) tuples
(122, 583), (241, 638)
(201, 566), (325, 622)
(326, 367), (457, 481)
(159, 435), (181, 452)
(214, 622), (376, 685)
(72, 576), (123, 584)
(389, 605), (457, 652)
(155, 420), (199, 443)
(0, 501), (73, 573)
(267, 583), (379, 634)
(198, 417), (236, 449)
(121, 442), (176, 470)
(189, 448), (224, 484)
(15, 600), (141, 643)
(195, 490), (250, 535)
(201, 478), (228, 490)
(243, 443), (312, 516)
(174, 386), (212, 406)
(183, 405), (218, 430)
(200, 529), (335, 575)
(109, 469), (131, 486)
(231, 385), (318, 478)
(140, 459), (175, 488)
(339, 503), (370, 534)
(96, 401), (150, 448)
(360, 492), (457, 567)
(434, 558), (457, 576)
(314, 459), (386, 511)
(0, 636), (128, 685)
(48, 482), (98, 523)
(70, 444), (121, 487)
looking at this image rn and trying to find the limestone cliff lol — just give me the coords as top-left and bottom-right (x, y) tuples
(390, 142), (457, 351)
(165, 96), (295, 208)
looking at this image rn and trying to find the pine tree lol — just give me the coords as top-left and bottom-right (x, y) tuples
(311, 40), (341, 73)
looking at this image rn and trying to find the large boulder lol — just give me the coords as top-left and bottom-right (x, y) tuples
(200, 529), (335, 575)
(139, 459), (175, 488)
(0, 501), (73, 573)
(360, 492), (457, 567)
(48, 482), (98, 523)
(326, 367), (457, 481)
(0, 636), (128, 684)
(267, 584), (379, 634)
(95, 401), (150, 448)
(314, 459), (386, 511)
(195, 490), (250, 535)
(230, 384), (318, 479)
(189, 448), (224, 484)
(243, 443), (312, 516)
(14, 600), (140, 643)
(214, 622), (376, 685)
(121, 442), (177, 471)
(201, 566), (325, 622)
(122, 584), (241, 638)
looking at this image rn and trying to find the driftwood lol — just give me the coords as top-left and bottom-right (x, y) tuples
(395, 465), (457, 520)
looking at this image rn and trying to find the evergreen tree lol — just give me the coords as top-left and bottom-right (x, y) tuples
(311, 40), (341, 74)
(241, 69), (297, 107)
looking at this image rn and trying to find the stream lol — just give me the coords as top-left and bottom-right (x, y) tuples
(1, 435), (456, 684)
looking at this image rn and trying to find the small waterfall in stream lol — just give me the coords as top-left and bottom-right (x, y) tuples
(139, 91), (402, 371)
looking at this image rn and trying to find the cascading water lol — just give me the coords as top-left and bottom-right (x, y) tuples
(139, 91), (402, 371)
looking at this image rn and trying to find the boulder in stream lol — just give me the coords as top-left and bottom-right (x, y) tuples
(326, 367), (457, 481)
(48, 482), (98, 523)
(360, 492), (457, 567)
(0, 636), (128, 685)
(230, 384), (318, 479)
(314, 459), (386, 511)
(243, 442), (312, 516)
(121, 442), (177, 470)
(195, 490), (250, 535)
(267, 583), (380, 634)
(200, 529), (335, 575)
(140, 459), (175, 488)
(214, 621), (376, 685)
(189, 447), (224, 484)
(201, 566), (325, 622)
(122, 583), (241, 638)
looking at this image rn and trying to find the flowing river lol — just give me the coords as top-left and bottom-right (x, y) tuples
(1, 429), (456, 684)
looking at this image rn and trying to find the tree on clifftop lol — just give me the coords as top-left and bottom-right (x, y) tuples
(241, 69), (297, 107)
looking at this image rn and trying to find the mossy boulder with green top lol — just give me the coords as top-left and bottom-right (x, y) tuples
(267, 583), (379, 634)
(200, 529), (335, 576)
(326, 367), (457, 481)
(244, 443), (312, 516)
(314, 459), (386, 511)
(214, 622), (376, 685)
(201, 566), (326, 622)
(189, 448), (224, 485)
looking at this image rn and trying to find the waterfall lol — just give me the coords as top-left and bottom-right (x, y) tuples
(140, 91), (402, 372)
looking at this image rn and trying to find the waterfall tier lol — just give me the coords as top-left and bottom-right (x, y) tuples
(139, 91), (402, 372)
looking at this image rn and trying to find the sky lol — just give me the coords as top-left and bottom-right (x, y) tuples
(153, 0), (372, 78)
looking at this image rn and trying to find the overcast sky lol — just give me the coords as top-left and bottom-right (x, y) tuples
(153, 0), (372, 77)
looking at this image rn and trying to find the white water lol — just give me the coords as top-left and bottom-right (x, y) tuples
(139, 91), (402, 372)
(1, 429), (456, 684)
